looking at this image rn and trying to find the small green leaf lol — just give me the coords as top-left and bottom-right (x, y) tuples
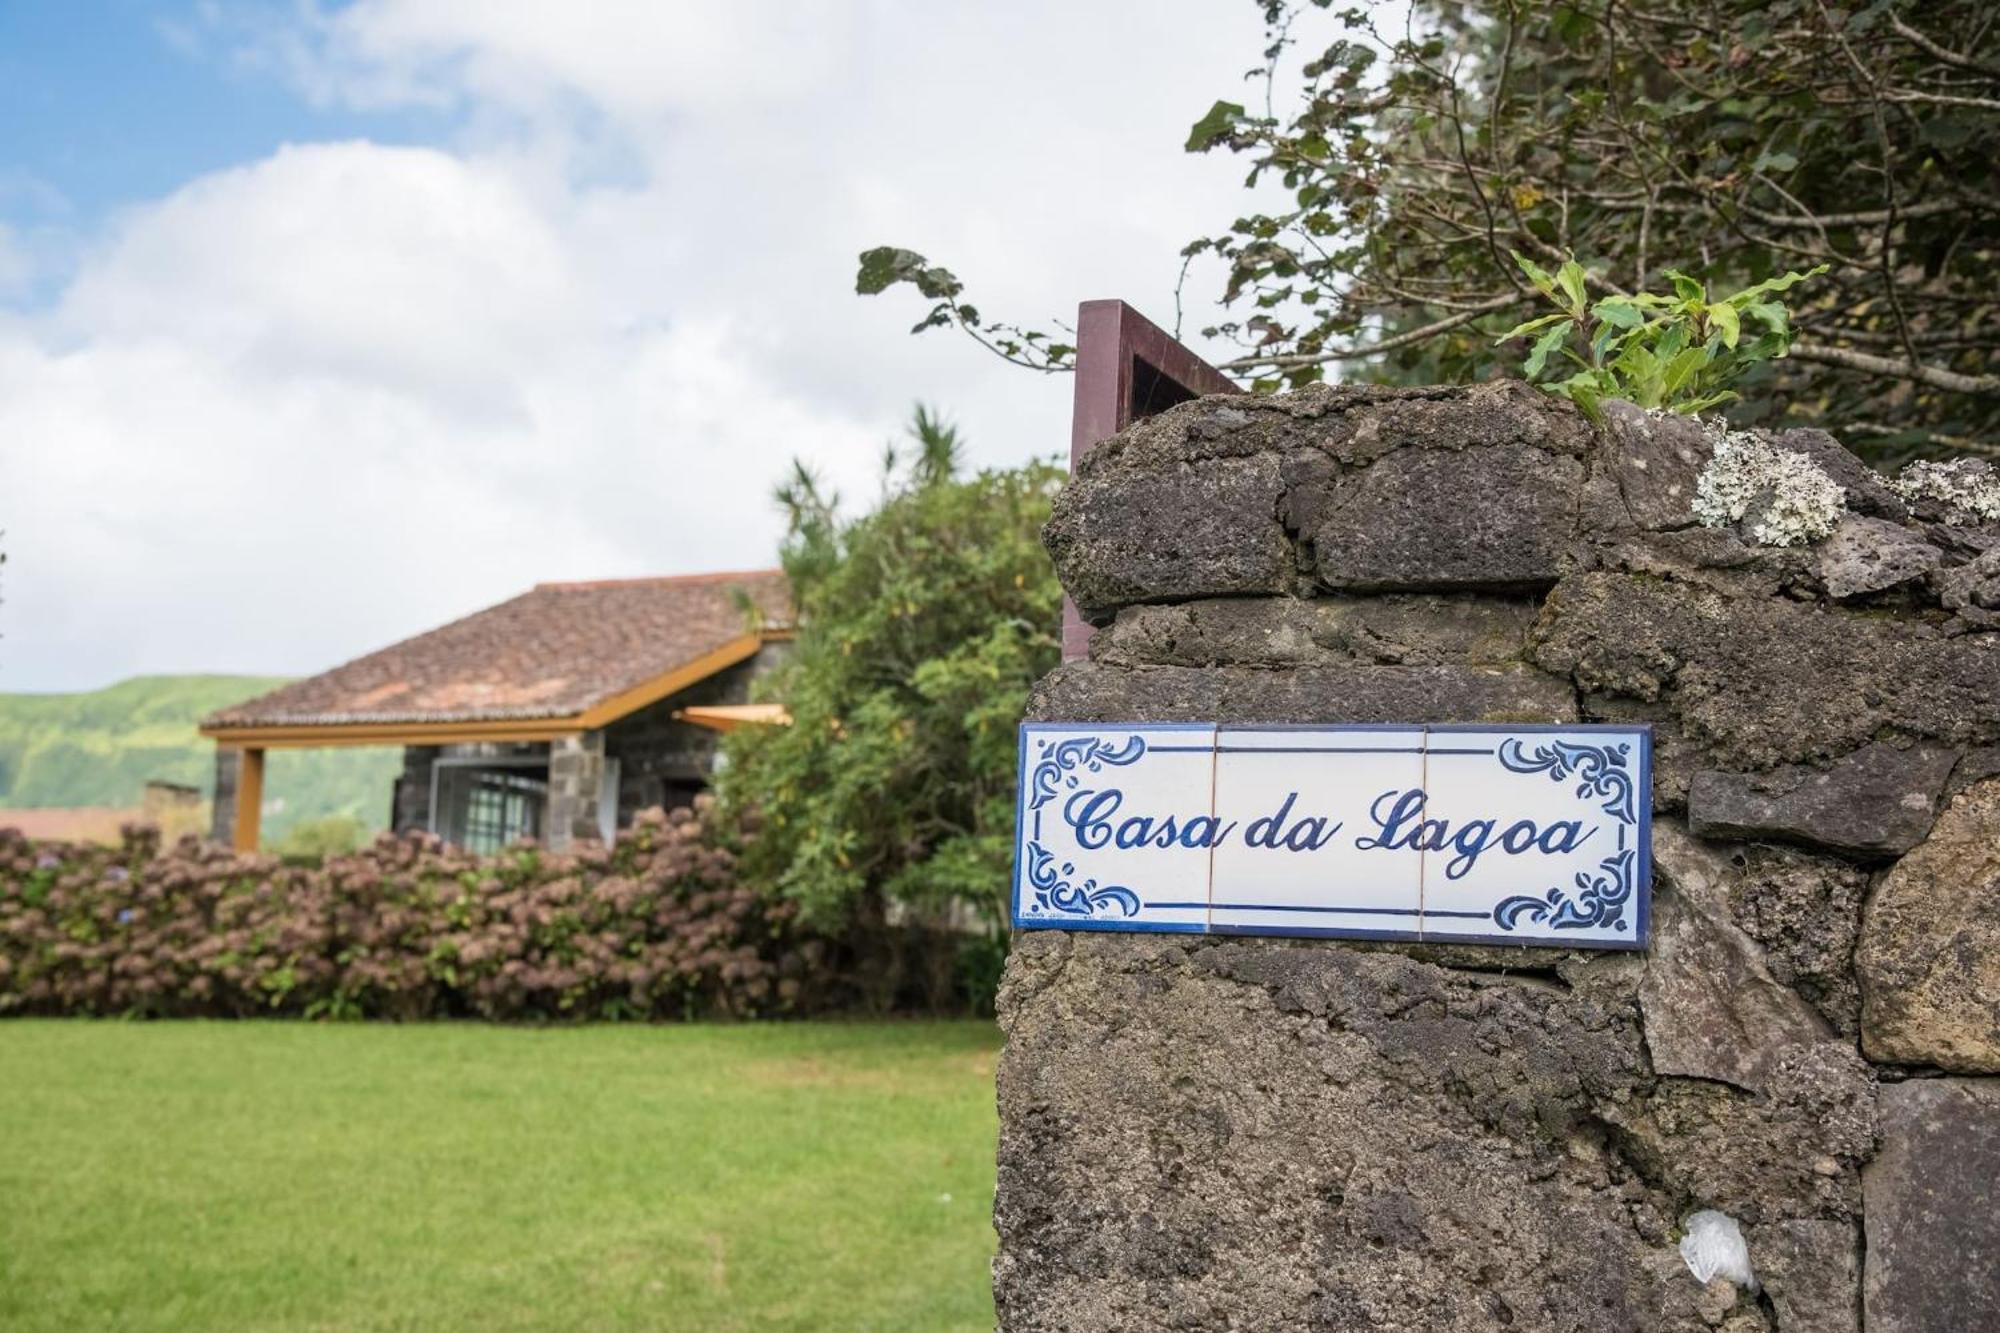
(1662, 345), (1711, 396)
(1728, 264), (1829, 304)
(857, 246), (926, 295)
(1591, 298), (1643, 329)
(1494, 312), (1570, 342)
(1743, 301), (1788, 334)
(1664, 270), (1706, 303)
(1511, 250), (1558, 299)
(1707, 303), (1740, 349)
(1523, 322), (1571, 378)
(1561, 375), (1605, 424)
(1556, 258), (1588, 311)
(1186, 100), (1247, 151)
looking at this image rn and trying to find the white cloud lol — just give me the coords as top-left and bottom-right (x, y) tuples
(1, 0), (1273, 690)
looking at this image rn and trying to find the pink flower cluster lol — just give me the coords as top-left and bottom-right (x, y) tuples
(0, 802), (815, 1021)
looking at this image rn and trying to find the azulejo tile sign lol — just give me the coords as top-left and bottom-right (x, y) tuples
(1013, 723), (1653, 949)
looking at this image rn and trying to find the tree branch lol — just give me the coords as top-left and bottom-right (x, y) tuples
(1789, 342), (2000, 394)
(1220, 294), (1520, 370)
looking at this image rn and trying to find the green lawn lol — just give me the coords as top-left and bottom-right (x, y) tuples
(0, 1021), (1001, 1332)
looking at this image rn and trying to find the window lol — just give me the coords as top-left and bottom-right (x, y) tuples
(432, 763), (547, 853)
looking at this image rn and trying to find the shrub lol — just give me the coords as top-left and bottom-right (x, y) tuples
(719, 408), (1060, 985)
(1498, 254), (1825, 420)
(272, 814), (367, 861)
(0, 803), (820, 1022)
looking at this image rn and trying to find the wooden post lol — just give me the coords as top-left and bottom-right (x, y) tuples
(1064, 300), (1242, 660)
(232, 746), (265, 853)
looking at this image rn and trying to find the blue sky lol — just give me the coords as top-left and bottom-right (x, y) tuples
(0, 1), (1271, 692)
(0, 5), (393, 237)
(0, 1), (452, 309)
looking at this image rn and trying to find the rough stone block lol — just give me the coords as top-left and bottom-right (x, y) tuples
(1768, 426), (1910, 521)
(1048, 452), (1296, 624)
(1863, 1078), (2000, 1333)
(1858, 779), (2000, 1072)
(1747, 1218), (1861, 1333)
(1643, 822), (1831, 1092)
(1816, 516), (1943, 599)
(1687, 742), (1958, 858)
(1092, 594), (1538, 670)
(1308, 443), (1582, 591)
(1313, 377), (1595, 464)
(994, 933), (1706, 1331)
(1531, 573), (2000, 770)
(1028, 660), (1579, 726)
(1045, 453), (1295, 623)
(1600, 400), (1709, 531)
(1935, 548), (2000, 618)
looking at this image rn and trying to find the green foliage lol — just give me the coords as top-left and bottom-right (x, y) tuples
(1497, 254), (1826, 420)
(863, 3), (2000, 461)
(270, 814), (366, 861)
(854, 247), (1074, 371)
(718, 408), (1063, 935)
(0, 675), (399, 840)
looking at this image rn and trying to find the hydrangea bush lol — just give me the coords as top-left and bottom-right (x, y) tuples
(0, 803), (822, 1021)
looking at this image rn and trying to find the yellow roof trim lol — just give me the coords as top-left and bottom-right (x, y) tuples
(199, 717), (588, 749)
(573, 633), (765, 730)
(674, 703), (793, 733)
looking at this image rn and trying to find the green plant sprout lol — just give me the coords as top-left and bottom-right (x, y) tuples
(1497, 254), (1826, 421)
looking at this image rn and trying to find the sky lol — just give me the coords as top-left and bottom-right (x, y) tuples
(0, 0), (1284, 692)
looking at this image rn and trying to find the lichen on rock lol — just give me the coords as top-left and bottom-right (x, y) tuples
(1889, 457), (2000, 526)
(1691, 420), (1848, 547)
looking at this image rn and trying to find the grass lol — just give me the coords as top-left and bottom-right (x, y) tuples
(0, 1021), (1002, 1332)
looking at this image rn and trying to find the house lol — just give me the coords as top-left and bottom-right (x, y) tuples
(199, 570), (791, 853)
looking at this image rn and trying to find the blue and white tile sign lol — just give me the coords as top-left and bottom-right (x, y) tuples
(1013, 723), (1652, 949)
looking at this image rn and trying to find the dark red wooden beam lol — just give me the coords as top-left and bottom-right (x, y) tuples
(1063, 300), (1243, 661)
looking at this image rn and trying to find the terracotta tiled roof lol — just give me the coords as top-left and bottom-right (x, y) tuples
(203, 569), (790, 729)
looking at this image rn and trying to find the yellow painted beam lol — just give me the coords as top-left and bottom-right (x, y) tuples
(201, 718), (586, 749)
(232, 747), (265, 853)
(575, 633), (765, 731)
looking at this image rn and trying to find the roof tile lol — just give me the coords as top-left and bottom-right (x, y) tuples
(204, 569), (789, 729)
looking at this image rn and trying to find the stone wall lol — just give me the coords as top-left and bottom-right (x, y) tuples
(603, 643), (790, 824)
(546, 730), (607, 852)
(998, 382), (2000, 1332)
(389, 745), (439, 835)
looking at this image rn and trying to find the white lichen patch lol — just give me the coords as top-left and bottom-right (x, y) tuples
(1890, 458), (2000, 526)
(1691, 420), (1848, 547)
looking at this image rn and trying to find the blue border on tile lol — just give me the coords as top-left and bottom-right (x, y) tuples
(1011, 720), (1654, 950)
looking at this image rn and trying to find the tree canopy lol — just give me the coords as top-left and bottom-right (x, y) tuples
(862, 1), (1999, 460)
(716, 410), (1063, 934)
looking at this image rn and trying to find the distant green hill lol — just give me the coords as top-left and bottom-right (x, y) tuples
(0, 676), (401, 839)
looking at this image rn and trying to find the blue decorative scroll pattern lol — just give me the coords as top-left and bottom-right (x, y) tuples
(1492, 738), (1638, 932)
(1492, 849), (1637, 932)
(1022, 733), (1147, 919)
(1495, 737), (1635, 821)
